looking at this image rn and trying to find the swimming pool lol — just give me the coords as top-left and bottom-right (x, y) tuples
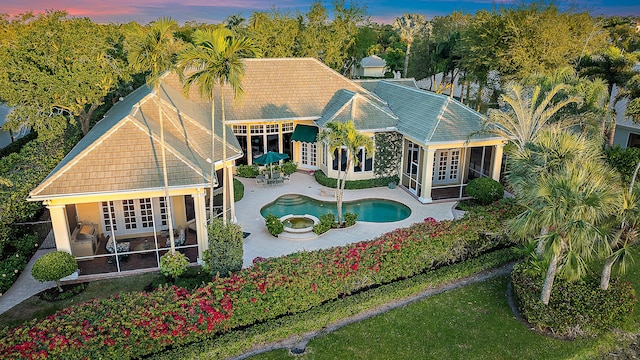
(260, 194), (411, 223)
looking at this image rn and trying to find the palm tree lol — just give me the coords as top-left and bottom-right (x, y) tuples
(393, 13), (429, 78)
(509, 130), (619, 305)
(578, 46), (638, 146)
(483, 82), (581, 152)
(177, 27), (257, 224)
(128, 17), (181, 253)
(319, 120), (374, 224)
(599, 162), (640, 290)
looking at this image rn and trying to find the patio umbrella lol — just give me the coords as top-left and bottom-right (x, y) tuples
(253, 151), (289, 176)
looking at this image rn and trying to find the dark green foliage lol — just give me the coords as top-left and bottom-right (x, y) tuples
(313, 213), (336, 234)
(466, 177), (504, 205)
(605, 145), (640, 185)
(233, 178), (244, 202)
(31, 251), (78, 284)
(264, 214), (284, 237)
(0, 252), (27, 294)
(0, 132), (37, 158)
(279, 161), (297, 175)
(374, 132), (403, 177)
(150, 266), (210, 291)
(511, 263), (637, 338)
(344, 212), (357, 227)
(236, 164), (259, 178)
(202, 218), (243, 277)
(314, 169), (399, 190)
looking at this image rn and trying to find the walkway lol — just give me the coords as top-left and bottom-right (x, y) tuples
(0, 172), (457, 315)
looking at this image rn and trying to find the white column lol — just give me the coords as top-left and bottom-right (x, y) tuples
(228, 165), (236, 223)
(47, 204), (71, 253)
(419, 148), (436, 203)
(193, 192), (208, 262)
(491, 143), (504, 182)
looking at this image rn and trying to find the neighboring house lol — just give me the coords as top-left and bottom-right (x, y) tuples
(612, 65), (640, 148)
(354, 55), (387, 78)
(0, 104), (30, 149)
(29, 58), (505, 277)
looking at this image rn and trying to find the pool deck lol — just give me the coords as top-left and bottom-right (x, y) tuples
(237, 172), (458, 267)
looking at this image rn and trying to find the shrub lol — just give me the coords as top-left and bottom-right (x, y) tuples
(0, 201), (518, 359)
(280, 161), (297, 175)
(344, 212), (357, 227)
(605, 145), (640, 184)
(235, 164), (259, 178)
(233, 178), (244, 202)
(31, 251), (78, 292)
(313, 213), (336, 234)
(264, 214), (284, 237)
(202, 218), (244, 276)
(511, 263), (637, 338)
(0, 253), (27, 295)
(159, 252), (189, 279)
(466, 177), (504, 205)
(151, 266), (210, 290)
(313, 169), (399, 190)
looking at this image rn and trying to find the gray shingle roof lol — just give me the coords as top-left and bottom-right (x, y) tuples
(371, 81), (497, 143)
(316, 90), (397, 131)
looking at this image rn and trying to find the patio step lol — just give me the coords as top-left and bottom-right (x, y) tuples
(275, 194), (308, 206)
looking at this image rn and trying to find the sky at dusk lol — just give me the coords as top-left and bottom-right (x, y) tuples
(3, 0), (639, 25)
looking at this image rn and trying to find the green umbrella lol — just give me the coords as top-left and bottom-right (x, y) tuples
(253, 152), (289, 176)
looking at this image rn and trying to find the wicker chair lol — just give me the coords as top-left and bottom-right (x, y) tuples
(105, 235), (130, 263)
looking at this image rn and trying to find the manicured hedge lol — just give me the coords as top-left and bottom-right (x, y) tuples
(0, 201), (518, 359)
(313, 169), (399, 189)
(511, 263), (637, 338)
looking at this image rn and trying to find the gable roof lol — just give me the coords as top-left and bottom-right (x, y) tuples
(371, 81), (498, 143)
(30, 77), (241, 200)
(316, 90), (397, 131)
(355, 78), (419, 92)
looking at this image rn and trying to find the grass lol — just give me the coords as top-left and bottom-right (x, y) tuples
(250, 246), (640, 360)
(0, 272), (157, 329)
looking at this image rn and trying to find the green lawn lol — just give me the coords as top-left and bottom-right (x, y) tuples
(251, 246), (640, 360)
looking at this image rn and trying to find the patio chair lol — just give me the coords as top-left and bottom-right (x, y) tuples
(256, 174), (266, 184)
(166, 227), (186, 248)
(105, 235), (130, 263)
(272, 172), (284, 185)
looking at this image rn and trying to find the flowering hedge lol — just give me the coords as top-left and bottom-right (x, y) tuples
(0, 200), (518, 359)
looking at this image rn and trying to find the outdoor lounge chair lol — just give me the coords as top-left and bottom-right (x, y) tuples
(256, 174), (266, 184)
(166, 227), (186, 248)
(105, 235), (130, 263)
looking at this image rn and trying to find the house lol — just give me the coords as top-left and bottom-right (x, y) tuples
(612, 66), (640, 148)
(354, 55), (387, 78)
(28, 58), (505, 277)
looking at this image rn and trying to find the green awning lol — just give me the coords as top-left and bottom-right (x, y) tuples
(290, 124), (318, 143)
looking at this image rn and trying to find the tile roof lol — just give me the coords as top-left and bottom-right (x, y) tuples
(360, 55), (386, 68)
(371, 81), (499, 143)
(316, 90), (397, 131)
(30, 75), (241, 199)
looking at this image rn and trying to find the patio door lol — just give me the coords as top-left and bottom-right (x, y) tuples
(432, 149), (460, 185)
(406, 142), (421, 194)
(101, 197), (170, 237)
(300, 142), (317, 168)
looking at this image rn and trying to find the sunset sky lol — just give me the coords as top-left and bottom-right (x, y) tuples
(3, 0), (638, 25)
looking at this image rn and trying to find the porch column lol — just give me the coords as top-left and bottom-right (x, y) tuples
(419, 148), (436, 203)
(491, 143), (504, 181)
(227, 165), (236, 223)
(193, 191), (208, 262)
(47, 204), (71, 253)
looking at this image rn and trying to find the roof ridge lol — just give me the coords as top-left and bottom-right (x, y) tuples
(427, 97), (450, 142)
(352, 93), (399, 120)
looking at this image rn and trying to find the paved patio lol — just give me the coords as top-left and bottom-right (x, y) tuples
(237, 171), (457, 267)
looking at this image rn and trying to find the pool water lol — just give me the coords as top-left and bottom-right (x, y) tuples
(283, 217), (315, 229)
(260, 194), (411, 223)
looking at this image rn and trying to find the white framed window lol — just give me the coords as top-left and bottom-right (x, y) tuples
(266, 124), (279, 133)
(354, 147), (373, 172)
(232, 125), (247, 134)
(282, 122), (294, 132)
(101, 201), (117, 232)
(250, 124), (264, 134)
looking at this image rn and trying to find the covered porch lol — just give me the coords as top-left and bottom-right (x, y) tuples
(400, 138), (505, 203)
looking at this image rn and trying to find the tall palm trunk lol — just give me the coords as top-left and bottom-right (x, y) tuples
(337, 155), (352, 225)
(221, 87), (228, 225)
(209, 94), (215, 225)
(541, 251), (560, 305)
(336, 149), (343, 224)
(156, 85), (175, 254)
(403, 42), (412, 78)
(600, 256), (616, 290)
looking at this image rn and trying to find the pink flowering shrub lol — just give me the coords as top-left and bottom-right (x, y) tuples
(0, 200), (519, 359)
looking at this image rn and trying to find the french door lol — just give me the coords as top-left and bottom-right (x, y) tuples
(101, 197), (170, 236)
(433, 149), (461, 185)
(300, 142), (317, 168)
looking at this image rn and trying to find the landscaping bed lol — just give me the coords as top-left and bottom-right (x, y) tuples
(0, 200), (519, 359)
